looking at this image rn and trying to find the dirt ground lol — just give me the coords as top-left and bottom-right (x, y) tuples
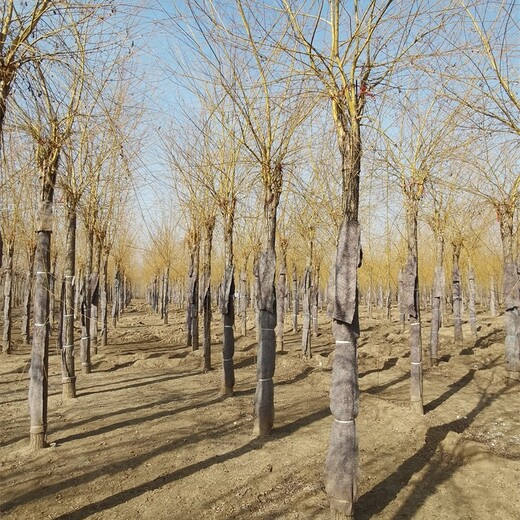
(1, 299), (519, 519)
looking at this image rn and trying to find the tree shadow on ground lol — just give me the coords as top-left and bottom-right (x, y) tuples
(0, 400), (330, 518)
(78, 372), (193, 397)
(356, 383), (514, 520)
(459, 328), (503, 356)
(359, 357), (399, 378)
(424, 369), (476, 413)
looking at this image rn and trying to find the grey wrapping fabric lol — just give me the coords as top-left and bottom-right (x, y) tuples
(433, 266), (444, 298)
(90, 273), (99, 303)
(329, 219), (361, 324)
(402, 256), (418, 318)
(324, 420), (358, 515)
(503, 262), (520, 310)
(256, 248), (276, 312)
(220, 265), (234, 315)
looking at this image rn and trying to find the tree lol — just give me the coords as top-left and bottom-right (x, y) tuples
(280, 1), (428, 516)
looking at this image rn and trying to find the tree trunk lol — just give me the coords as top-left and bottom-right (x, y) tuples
(190, 238), (200, 351)
(100, 252), (108, 348)
(253, 189), (278, 438)
(112, 269), (121, 327)
(90, 239), (101, 355)
(468, 266), (477, 337)
(501, 213), (520, 380)
(29, 226), (51, 449)
(2, 241), (14, 354)
(56, 277), (65, 353)
(80, 233), (93, 374)
(452, 243), (463, 344)
(240, 270), (247, 337)
(276, 253), (287, 352)
(430, 236), (444, 366)
(29, 141), (59, 450)
(404, 205), (423, 415)
(490, 276), (497, 317)
(163, 267), (169, 325)
(49, 254), (57, 334)
(62, 205), (77, 398)
(21, 245), (36, 345)
(312, 265), (320, 336)
(202, 222), (214, 372)
(292, 268), (298, 333)
(301, 267), (312, 358)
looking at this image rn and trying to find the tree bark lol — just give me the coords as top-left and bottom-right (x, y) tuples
(163, 267), (169, 325)
(301, 267), (312, 358)
(430, 236), (444, 366)
(253, 181), (279, 438)
(80, 232), (93, 374)
(202, 221), (214, 372)
(292, 267), (298, 333)
(276, 251), (287, 352)
(404, 204), (423, 415)
(2, 241), (14, 354)
(500, 210), (520, 380)
(452, 242), (463, 344)
(490, 276), (497, 317)
(21, 245), (36, 345)
(62, 204), (77, 398)
(29, 137), (59, 450)
(100, 251), (108, 348)
(468, 266), (477, 337)
(240, 270), (247, 337)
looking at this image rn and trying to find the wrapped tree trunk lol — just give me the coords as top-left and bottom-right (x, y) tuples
(301, 267), (312, 358)
(90, 273), (99, 355)
(21, 245), (36, 345)
(499, 206), (520, 380)
(220, 265), (235, 395)
(490, 276), (497, 317)
(312, 265), (320, 336)
(29, 135), (59, 450)
(56, 277), (65, 352)
(452, 242), (463, 344)
(80, 232), (93, 373)
(253, 171), (280, 438)
(468, 266), (477, 337)
(202, 219), (214, 372)
(163, 267), (169, 325)
(112, 269), (120, 327)
(403, 202), (424, 415)
(276, 246), (287, 352)
(49, 252), (57, 333)
(397, 268), (406, 331)
(62, 204), (77, 398)
(325, 219), (361, 519)
(430, 236), (445, 366)
(240, 270), (247, 337)
(219, 201), (235, 394)
(187, 228), (200, 350)
(292, 267), (298, 333)
(2, 241), (14, 354)
(90, 240), (101, 354)
(100, 251), (108, 348)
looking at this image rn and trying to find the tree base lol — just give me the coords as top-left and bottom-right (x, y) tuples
(411, 399), (424, 415)
(82, 364), (91, 374)
(62, 380), (76, 399)
(220, 385), (234, 398)
(30, 432), (48, 450)
(330, 508), (353, 519)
